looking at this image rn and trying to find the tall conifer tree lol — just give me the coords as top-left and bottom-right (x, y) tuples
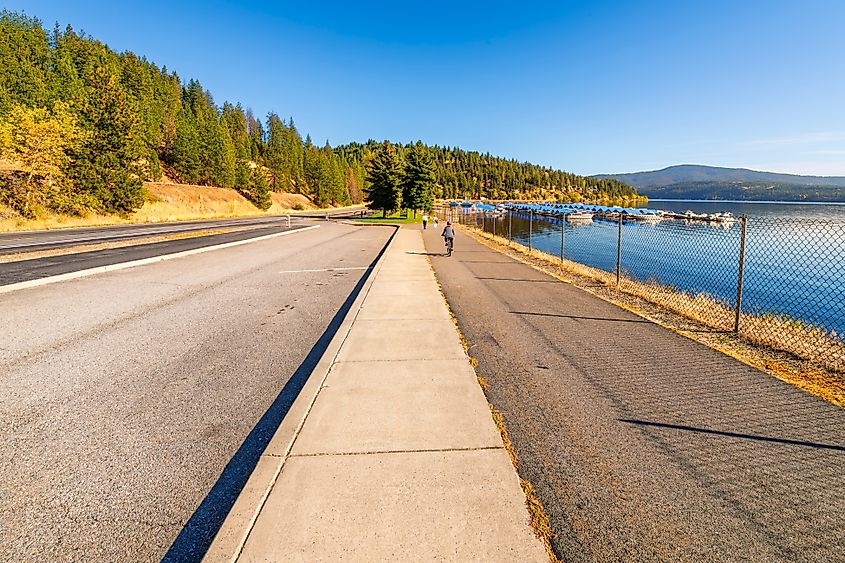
(365, 141), (402, 216)
(402, 141), (436, 216)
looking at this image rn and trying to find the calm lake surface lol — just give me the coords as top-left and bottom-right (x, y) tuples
(478, 200), (845, 336)
(648, 199), (845, 221)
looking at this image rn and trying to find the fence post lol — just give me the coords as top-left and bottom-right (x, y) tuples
(616, 213), (623, 287)
(560, 213), (565, 262)
(528, 210), (533, 252)
(734, 215), (748, 333)
(493, 215), (497, 238)
(508, 210), (512, 241)
(482, 213), (486, 232)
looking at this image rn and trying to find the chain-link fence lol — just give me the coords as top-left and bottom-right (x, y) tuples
(436, 204), (845, 373)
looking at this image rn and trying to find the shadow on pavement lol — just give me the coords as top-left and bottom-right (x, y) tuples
(162, 228), (397, 563)
(620, 419), (845, 451)
(511, 311), (652, 324)
(476, 276), (559, 283)
(459, 260), (515, 264)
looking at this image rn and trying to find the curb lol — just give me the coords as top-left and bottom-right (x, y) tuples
(0, 225), (319, 295)
(202, 225), (400, 563)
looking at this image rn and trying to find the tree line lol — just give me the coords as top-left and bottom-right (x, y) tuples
(0, 11), (363, 217)
(343, 140), (642, 206)
(0, 10), (640, 220)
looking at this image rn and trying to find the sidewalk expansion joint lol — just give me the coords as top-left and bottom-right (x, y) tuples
(288, 446), (503, 458)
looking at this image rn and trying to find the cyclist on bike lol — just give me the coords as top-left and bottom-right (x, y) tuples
(441, 221), (455, 256)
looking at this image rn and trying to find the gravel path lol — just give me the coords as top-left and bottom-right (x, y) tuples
(424, 227), (845, 562)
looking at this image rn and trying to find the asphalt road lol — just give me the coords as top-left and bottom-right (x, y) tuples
(0, 224), (311, 286)
(0, 222), (392, 561)
(424, 228), (845, 562)
(0, 207), (364, 254)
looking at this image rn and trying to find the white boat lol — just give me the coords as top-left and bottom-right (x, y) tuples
(633, 213), (662, 222)
(567, 211), (594, 222)
(706, 212), (737, 223)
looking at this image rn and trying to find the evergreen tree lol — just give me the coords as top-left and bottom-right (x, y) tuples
(402, 141), (436, 216)
(365, 141), (402, 216)
(0, 11), (49, 114)
(245, 108), (264, 162)
(245, 165), (271, 210)
(67, 58), (144, 213)
(171, 106), (200, 183)
(303, 141), (324, 205)
(265, 113), (304, 192)
(234, 159), (251, 191)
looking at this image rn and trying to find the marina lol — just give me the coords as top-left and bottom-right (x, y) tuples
(443, 199), (845, 343)
(449, 200), (738, 224)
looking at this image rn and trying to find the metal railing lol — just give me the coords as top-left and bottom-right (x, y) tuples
(437, 205), (845, 373)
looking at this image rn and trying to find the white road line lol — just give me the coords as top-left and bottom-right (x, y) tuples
(277, 266), (370, 274)
(0, 219), (293, 250)
(0, 225), (319, 295)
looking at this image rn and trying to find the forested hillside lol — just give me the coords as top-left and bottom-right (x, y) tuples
(338, 141), (639, 203)
(0, 10), (640, 220)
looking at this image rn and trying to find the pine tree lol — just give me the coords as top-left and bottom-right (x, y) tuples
(67, 61), (145, 213)
(0, 11), (50, 114)
(245, 165), (271, 210)
(402, 141), (436, 216)
(365, 141), (402, 216)
(171, 106), (200, 183)
(245, 108), (264, 162)
(265, 113), (304, 193)
(234, 159), (250, 191)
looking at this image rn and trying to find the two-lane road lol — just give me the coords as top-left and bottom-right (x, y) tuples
(0, 222), (391, 561)
(0, 208), (364, 254)
(0, 209), (366, 287)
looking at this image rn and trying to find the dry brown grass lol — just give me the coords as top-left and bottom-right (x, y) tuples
(0, 182), (356, 232)
(464, 225), (845, 407)
(491, 407), (561, 563)
(138, 182), (317, 222)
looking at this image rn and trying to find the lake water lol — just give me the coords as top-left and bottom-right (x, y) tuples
(477, 200), (845, 337)
(647, 199), (845, 221)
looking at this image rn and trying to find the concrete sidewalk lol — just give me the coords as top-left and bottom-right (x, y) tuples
(205, 227), (546, 562)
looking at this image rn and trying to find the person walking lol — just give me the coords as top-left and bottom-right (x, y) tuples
(422, 213), (428, 230)
(432, 215), (438, 227)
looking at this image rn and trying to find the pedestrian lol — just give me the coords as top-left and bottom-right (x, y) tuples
(433, 215), (438, 227)
(422, 213), (428, 230)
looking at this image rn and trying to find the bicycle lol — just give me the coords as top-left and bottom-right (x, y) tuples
(444, 237), (454, 257)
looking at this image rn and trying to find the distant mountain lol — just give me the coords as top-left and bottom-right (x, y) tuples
(593, 165), (845, 202)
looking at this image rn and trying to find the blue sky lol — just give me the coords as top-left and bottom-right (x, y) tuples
(7, 0), (845, 175)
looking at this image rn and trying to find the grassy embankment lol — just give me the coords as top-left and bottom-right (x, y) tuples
(458, 221), (845, 407)
(0, 180), (361, 232)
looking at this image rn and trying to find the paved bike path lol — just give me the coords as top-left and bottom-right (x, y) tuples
(424, 227), (845, 562)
